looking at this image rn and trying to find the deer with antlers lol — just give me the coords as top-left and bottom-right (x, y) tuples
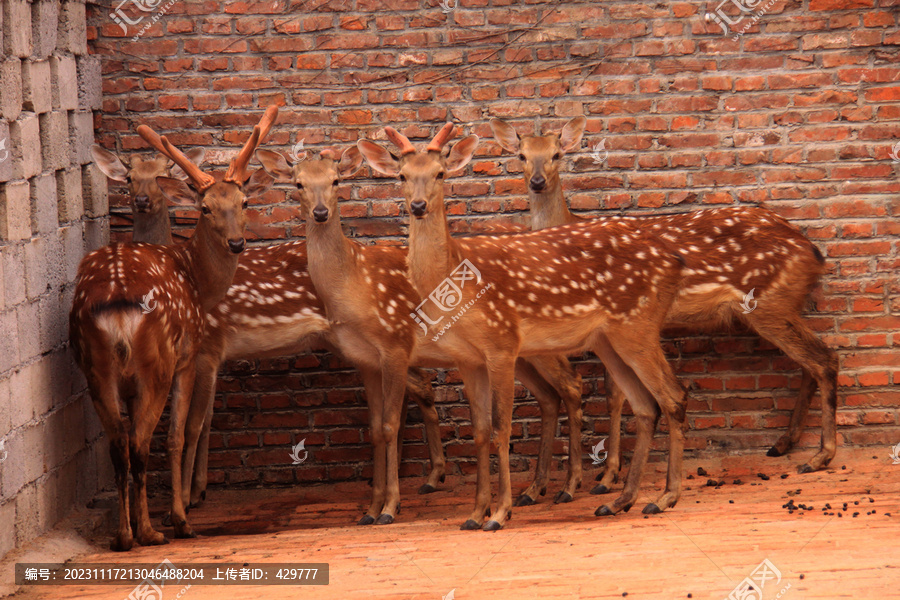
(90, 144), (206, 245)
(252, 144), (584, 525)
(358, 123), (699, 528)
(490, 117), (838, 492)
(69, 107), (277, 550)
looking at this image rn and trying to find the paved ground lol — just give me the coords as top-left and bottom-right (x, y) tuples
(12, 446), (899, 600)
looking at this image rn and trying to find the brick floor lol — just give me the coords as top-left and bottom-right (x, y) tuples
(16, 446), (900, 600)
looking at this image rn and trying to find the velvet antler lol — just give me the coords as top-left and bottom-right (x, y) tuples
(136, 126), (216, 191)
(223, 105), (279, 185)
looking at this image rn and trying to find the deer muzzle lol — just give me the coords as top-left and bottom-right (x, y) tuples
(410, 200), (427, 217)
(227, 238), (246, 254)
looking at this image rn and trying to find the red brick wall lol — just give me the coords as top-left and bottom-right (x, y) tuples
(87, 0), (900, 490)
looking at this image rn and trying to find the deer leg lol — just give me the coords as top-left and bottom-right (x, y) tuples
(405, 368), (447, 494)
(183, 351), (219, 509)
(531, 355), (583, 504)
(458, 364), (494, 530)
(483, 362), (517, 531)
(130, 376), (169, 547)
(513, 357), (560, 506)
(747, 315), (839, 472)
(592, 374), (624, 495)
(591, 335), (662, 516)
(87, 371), (134, 551)
(377, 357), (410, 525)
(168, 362), (197, 539)
(767, 369), (816, 458)
(359, 369), (387, 525)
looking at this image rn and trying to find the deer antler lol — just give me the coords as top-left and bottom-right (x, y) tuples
(384, 127), (417, 156)
(224, 105), (279, 185)
(426, 122), (456, 152)
(319, 148), (337, 160)
(136, 125), (216, 192)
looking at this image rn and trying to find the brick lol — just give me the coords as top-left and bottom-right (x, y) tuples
(58, 1), (87, 55)
(57, 167), (83, 222)
(50, 54), (79, 111)
(0, 311), (18, 373)
(69, 110), (94, 165)
(1, 244), (26, 306)
(22, 59), (52, 114)
(0, 58), (22, 122)
(0, 181), (31, 241)
(81, 163), (109, 218)
(0, 121), (11, 184)
(31, 0), (59, 59)
(2, 0), (32, 58)
(10, 113), (40, 180)
(15, 300), (39, 363)
(76, 55), (102, 110)
(39, 111), (69, 172)
(30, 173), (58, 235)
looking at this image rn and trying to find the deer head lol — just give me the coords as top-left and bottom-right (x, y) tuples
(356, 122), (479, 219)
(136, 105), (278, 255)
(255, 146), (364, 224)
(490, 117), (585, 193)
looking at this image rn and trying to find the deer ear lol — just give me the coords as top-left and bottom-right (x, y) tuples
(446, 135), (479, 173)
(558, 117), (587, 155)
(255, 149), (293, 182)
(91, 145), (129, 182)
(156, 176), (197, 206)
(357, 140), (400, 176)
(243, 168), (275, 197)
(170, 148), (206, 180)
(489, 119), (520, 153)
(338, 146), (364, 178)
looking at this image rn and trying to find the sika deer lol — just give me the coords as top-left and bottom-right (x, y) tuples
(254, 145), (583, 524)
(69, 107), (277, 550)
(359, 123), (692, 528)
(490, 117), (838, 486)
(90, 144), (206, 244)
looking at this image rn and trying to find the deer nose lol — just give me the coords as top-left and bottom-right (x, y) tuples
(227, 238), (245, 254)
(529, 175), (546, 191)
(410, 200), (427, 217)
(134, 195), (150, 211)
(313, 206), (329, 223)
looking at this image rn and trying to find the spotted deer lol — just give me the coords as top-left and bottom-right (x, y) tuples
(69, 107), (278, 550)
(254, 145), (583, 525)
(358, 123), (695, 529)
(490, 117), (838, 488)
(90, 144), (206, 244)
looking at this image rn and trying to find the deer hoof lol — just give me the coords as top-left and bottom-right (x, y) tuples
(357, 515), (376, 526)
(375, 514), (394, 525)
(595, 505), (615, 517)
(161, 512), (172, 527)
(766, 446), (783, 457)
(554, 491), (573, 504)
(514, 494), (536, 507)
(418, 483), (437, 495)
(482, 520), (503, 532)
(595, 471), (606, 481)
(797, 463), (815, 474)
(110, 536), (134, 552)
(642, 503), (662, 514)
(460, 519), (481, 530)
(175, 528), (196, 539)
(590, 484), (610, 495)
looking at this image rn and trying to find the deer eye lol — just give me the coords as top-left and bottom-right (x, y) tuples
(552, 152), (561, 160)
(296, 182), (304, 190)
(436, 172), (445, 179)
(201, 205), (211, 215)
(242, 200), (249, 209)
(517, 154), (526, 161)
(332, 179), (339, 187)
(399, 174), (406, 182)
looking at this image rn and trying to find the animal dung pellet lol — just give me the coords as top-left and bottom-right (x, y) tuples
(697, 467), (708, 476)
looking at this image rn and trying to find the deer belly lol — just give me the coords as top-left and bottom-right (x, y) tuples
(518, 315), (608, 356)
(223, 314), (330, 359)
(665, 282), (746, 328)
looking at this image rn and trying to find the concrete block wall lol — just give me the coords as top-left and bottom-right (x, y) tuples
(0, 0), (108, 561)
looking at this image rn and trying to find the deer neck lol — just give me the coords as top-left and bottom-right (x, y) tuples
(407, 198), (459, 298)
(306, 216), (356, 304)
(529, 178), (576, 231)
(185, 218), (240, 313)
(132, 208), (174, 245)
